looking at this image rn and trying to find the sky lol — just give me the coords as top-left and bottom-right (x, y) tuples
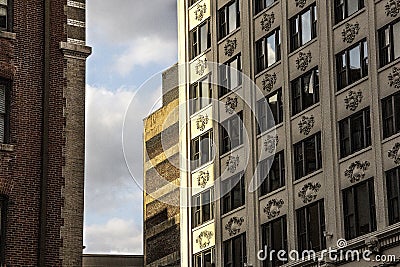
(84, 0), (178, 254)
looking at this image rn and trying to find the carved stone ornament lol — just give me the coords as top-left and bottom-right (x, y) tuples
(298, 115), (315, 135)
(264, 135), (279, 154)
(225, 96), (238, 114)
(196, 230), (213, 249)
(226, 155), (240, 173)
(295, 0), (307, 8)
(341, 22), (360, 44)
(344, 90), (363, 111)
(365, 236), (381, 254)
(196, 114), (209, 131)
(194, 3), (207, 21)
(344, 161), (371, 183)
(195, 58), (207, 76)
(264, 199), (284, 219)
(388, 66), (400, 89)
(261, 73), (277, 92)
(197, 171), (210, 188)
(225, 217), (244, 236)
(296, 51), (312, 71)
(388, 143), (400, 165)
(385, 0), (400, 17)
(224, 38), (238, 57)
(298, 182), (322, 204)
(260, 12), (275, 32)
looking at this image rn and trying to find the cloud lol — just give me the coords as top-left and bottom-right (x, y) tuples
(84, 218), (143, 254)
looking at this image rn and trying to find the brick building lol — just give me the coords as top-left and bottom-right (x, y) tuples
(0, 0), (90, 266)
(143, 65), (180, 267)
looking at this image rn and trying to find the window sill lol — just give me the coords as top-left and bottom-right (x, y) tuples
(221, 205), (245, 219)
(189, 103), (213, 119)
(189, 47), (212, 65)
(257, 122), (284, 139)
(258, 186), (286, 201)
(191, 160), (214, 174)
(220, 143), (244, 159)
(378, 57), (400, 74)
(291, 102), (320, 121)
(382, 132), (400, 145)
(332, 8), (366, 31)
(293, 169), (323, 185)
(191, 219), (214, 232)
(338, 146), (372, 164)
(218, 27), (241, 45)
(288, 38), (318, 58)
(0, 30), (16, 40)
(253, 1), (280, 21)
(335, 76), (369, 96)
(254, 60), (282, 80)
(218, 84), (243, 100)
(0, 144), (14, 152)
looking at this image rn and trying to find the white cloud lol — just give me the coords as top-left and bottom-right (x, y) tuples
(84, 218), (143, 254)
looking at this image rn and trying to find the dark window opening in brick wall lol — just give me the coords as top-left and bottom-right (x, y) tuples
(378, 18), (400, 67)
(191, 130), (213, 170)
(343, 179), (376, 240)
(257, 88), (283, 134)
(194, 248), (215, 267)
(255, 28), (281, 73)
(221, 173), (245, 214)
(190, 74), (212, 115)
(0, 196), (7, 266)
(218, 0), (240, 40)
(259, 151), (285, 196)
(261, 216), (287, 267)
(192, 188), (214, 228)
(387, 167), (400, 225)
(223, 233), (246, 267)
(0, 0), (9, 30)
(297, 200), (326, 253)
(289, 4), (317, 52)
(291, 68), (319, 116)
(336, 39), (368, 90)
(294, 133), (322, 180)
(255, 0), (276, 15)
(220, 111), (243, 154)
(339, 108), (371, 158)
(382, 91), (400, 139)
(334, 0), (364, 24)
(190, 19), (211, 60)
(219, 54), (242, 98)
(0, 81), (10, 144)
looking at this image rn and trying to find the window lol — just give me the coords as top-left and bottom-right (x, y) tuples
(0, 81), (9, 144)
(219, 0), (240, 40)
(343, 179), (376, 239)
(257, 89), (283, 133)
(190, 75), (212, 115)
(387, 167), (400, 225)
(339, 108), (371, 158)
(255, 0), (276, 15)
(191, 131), (213, 169)
(190, 20), (211, 60)
(223, 233), (247, 267)
(256, 28), (281, 73)
(294, 133), (322, 180)
(0, 0), (8, 30)
(0, 196), (6, 266)
(192, 188), (214, 227)
(261, 216), (287, 267)
(194, 248), (214, 267)
(336, 39), (368, 90)
(289, 4), (317, 52)
(291, 68), (319, 116)
(297, 200), (326, 253)
(334, 0), (364, 24)
(219, 54), (242, 98)
(382, 92), (400, 139)
(378, 19), (400, 67)
(259, 151), (285, 196)
(221, 173), (245, 214)
(220, 112), (243, 154)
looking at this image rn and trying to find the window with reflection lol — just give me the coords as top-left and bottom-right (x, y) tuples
(261, 216), (287, 267)
(223, 233), (247, 267)
(191, 130), (213, 169)
(190, 20), (211, 60)
(382, 91), (400, 139)
(259, 151), (285, 196)
(255, 0), (276, 15)
(194, 248), (215, 267)
(256, 28), (281, 73)
(387, 167), (400, 225)
(343, 179), (376, 240)
(221, 173), (245, 214)
(190, 75), (212, 115)
(219, 0), (240, 40)
(339, 108), (371, 158)
(220, 112), (243, 154)
(192, 188), (214, 228)
(291, 68), (319, 116)
(257, 89), (283, 134)
(289, 4), (317, 52)
(336, 39), (368, 90)
(334, 0), (364, 24)
(294, 133), (322, 180)
(378, 19), (400, 67)
(219, 54), (242, 98)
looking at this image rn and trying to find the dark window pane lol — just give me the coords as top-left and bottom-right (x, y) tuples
(394, 22), (400, 60)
